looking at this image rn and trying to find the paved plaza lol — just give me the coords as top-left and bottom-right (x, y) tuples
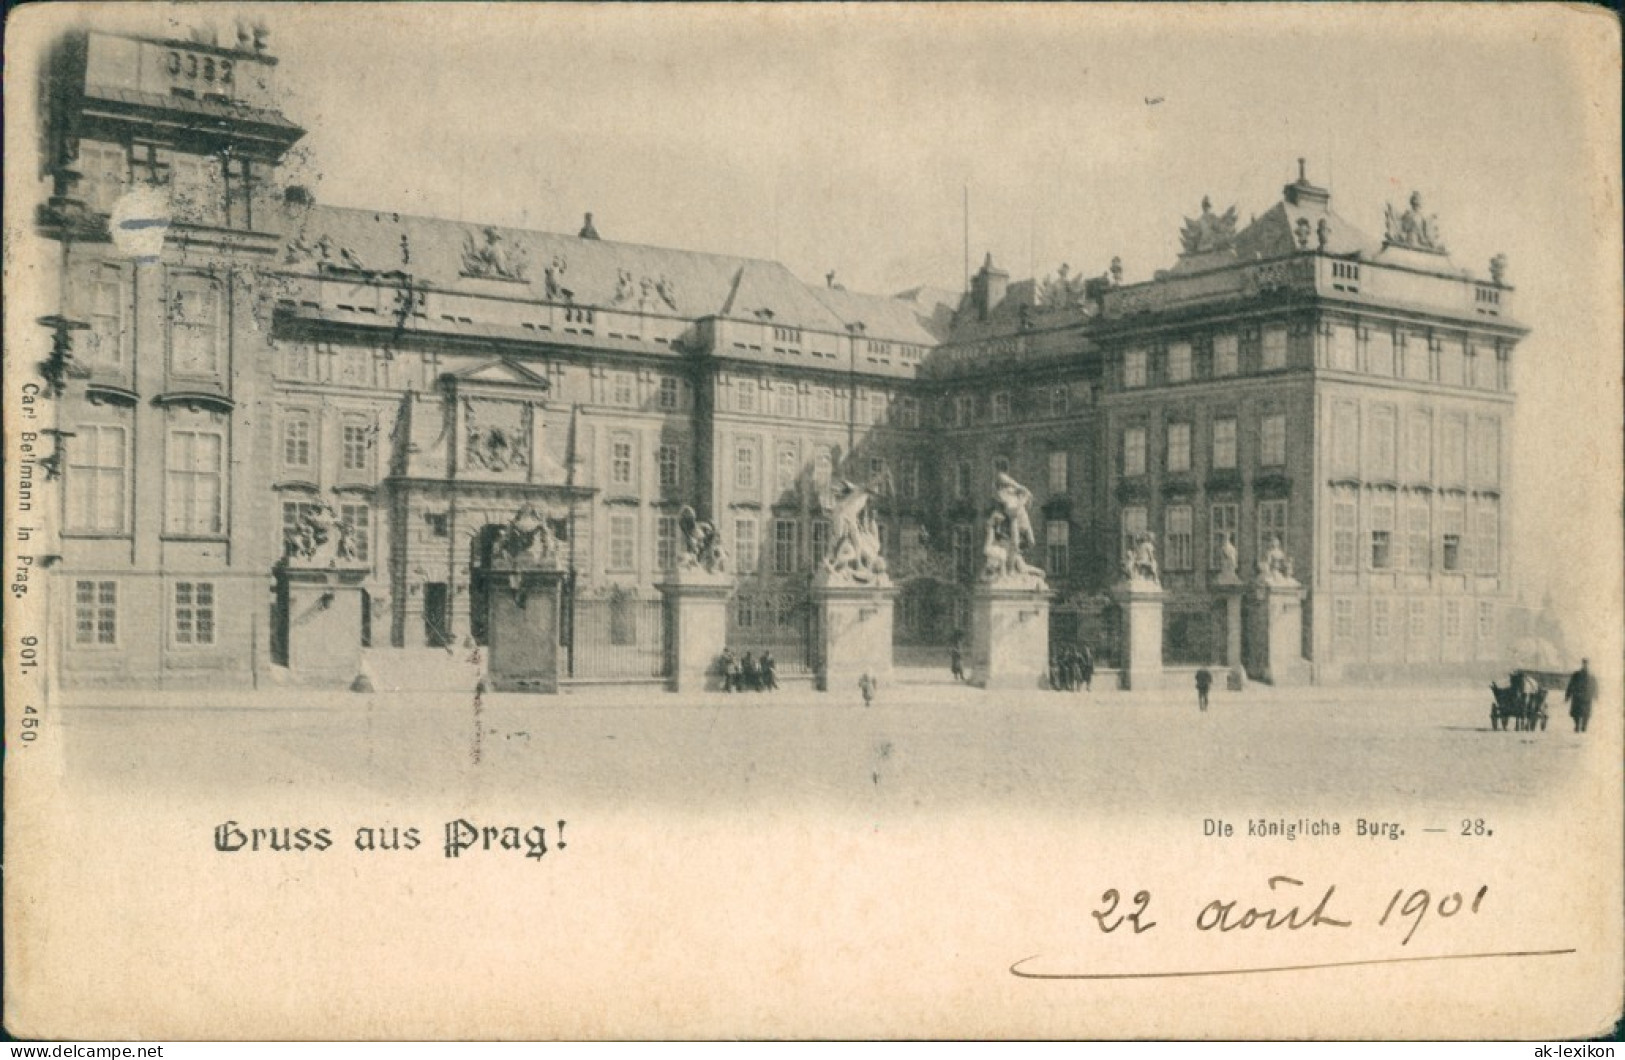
(55, 673), (1592, 817)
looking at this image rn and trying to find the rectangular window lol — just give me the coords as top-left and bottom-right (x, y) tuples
(1334, 598), (1355, 646)
(74, 580), (118, 646)
(656, 516), (678, 571)
(1209, 503), (1238, 571)
(815, 388), (834, 421)
(1123, 426), (1147, 477)
(1212, 418), (1237, 470)
(1440, 497), (1466, 572)
(66, 425), (128, 533)
(284, 344), (313, 381)
(1045, 520), (1070, 577)
(341, 420), (372, 474)
(774, 519), (799, 574)
(611, 437), (635, 487)
(613, 373), (636, 407)
(1049, 386), (1070, 417)
(658, 444), (680, 490)
(339, 503), (371, 564)
(1048, 450), (1069, 494)
(1123, 349), (1148, 388)
(1332, 496), (1358, 570)
(282, 414), (312, 469)
(1407, 497), (1430, 571)
(869, 392), (888, 425)
(1166, 423), (1191, 473)
(1407, 599), (1428, 641)
(1443, 599), (1463, 640)
(1121, 506), (1148, 557)
(954, 395), (974, 426)
(1166, 342), (1191, 383)
(80, 141), (128, 213)
(901, 459), (920, 500)
(1368, 329), (1395, 376)
(954, 461), (972, 500)
(1475, 498), (1499, 574)
(735, 379), (757, 414)
(1258, 499), (1288, 559)
(1370, 496), (1395, 570)
(88, 271), (124, 366)
(734, 442), (758, 491)
(1261, 327), (1288, 370)
(658, 376), (680, 411)
(734, 517), (758, 574)
(1477, 601), (1496, 644)
(1212, 334), (1238, 377)
(1372, 599), (1392, 643)
(608, 514), (637, 571)
(1260, 414), (1287, 468)
(1165, 505), (1193, 571)
(165, 428), (224, 535)
(991, 392), (1011, 423)
(776, 385), (798, 418)
(811, 519), (830, 566)
(170, 280), (221, 376)
(173, 581), (217, 646)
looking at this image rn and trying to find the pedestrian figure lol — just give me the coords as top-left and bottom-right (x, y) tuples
(1068, 649), (1084, 693)
(1195, 667), (1213, 712)
(760, 650), (778, 691)
(859, 672), (877, 707)
(719, 647), (737, 692)
(728, 651), (745, 694)
(1080, 645), (1095, 692)
(950, 645), (965, 683)
(1565, 658), (1597, 733)
(742, 651), (760, 693)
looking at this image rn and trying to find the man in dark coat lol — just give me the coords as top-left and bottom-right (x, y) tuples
(950, 645), (965, 683)
(760, 651), (778, 691)
(719, 648), (737, 692)
(741, 651), (760, 693)
(1195, 667), (1213, 712)
(1079, 645), (1095, 692)
(1565, 658), (1597, 733)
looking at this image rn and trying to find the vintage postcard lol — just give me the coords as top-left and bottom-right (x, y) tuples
(4, 2), (1621, 1041)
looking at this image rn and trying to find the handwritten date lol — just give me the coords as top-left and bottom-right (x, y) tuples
(1092, 877), (1488, 945)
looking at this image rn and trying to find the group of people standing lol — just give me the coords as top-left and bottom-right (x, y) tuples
(716, 648), (778, 693)
(1049, 646), (1096, 692)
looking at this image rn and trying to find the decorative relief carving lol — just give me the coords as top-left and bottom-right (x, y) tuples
(1180, 196), (1239, 255)
(460, 226), (528, 281)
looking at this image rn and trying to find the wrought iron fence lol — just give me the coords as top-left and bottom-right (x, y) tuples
(566, 589), (667, 680)
(727, 590), (816, 674)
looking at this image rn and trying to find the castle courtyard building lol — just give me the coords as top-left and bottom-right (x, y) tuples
(32, 29), (1527, 689)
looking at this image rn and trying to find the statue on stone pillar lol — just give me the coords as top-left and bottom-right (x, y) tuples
(980, 472), (1047, 589)
(1256, 533), (1298, 586)
(1220, 532), (1239, 578)
(676, 505), (729, 575)
(820, 481), (889, 585)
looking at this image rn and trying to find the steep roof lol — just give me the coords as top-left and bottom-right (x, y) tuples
(283, 204), (942, 344)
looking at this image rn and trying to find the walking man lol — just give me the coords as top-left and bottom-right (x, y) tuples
(1195, 666), (1213, 712)
(760, 650), (778, 692)
(1565, 658), (1597, 733)
(950, 644), (965, 683)
(719, 647), (737, 692)
(859, 671), (878, 707)
(1080, 644), (1095, 692)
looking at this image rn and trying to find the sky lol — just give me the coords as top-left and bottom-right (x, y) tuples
(7, 2), (1622, 643)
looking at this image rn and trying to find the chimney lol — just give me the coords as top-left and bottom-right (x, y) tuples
(969, 252), (1009, 321)
(1282, 157), (1331, 208)
(579, 212), (600, 240)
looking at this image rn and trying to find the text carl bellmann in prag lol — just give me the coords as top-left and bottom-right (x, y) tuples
(213, 819), (569, 860)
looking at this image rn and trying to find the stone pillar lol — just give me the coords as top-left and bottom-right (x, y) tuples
(1112, 581), (1166, 691)
(970, 582), (1051, 690)
(277, 565), (369, 685)
(1214, 572), (1247, 690)
(813, 577), (896, 694)
(657, 570), (734, 692)
(1248, 578), (1311, 686)
(483, 562), (565, 693)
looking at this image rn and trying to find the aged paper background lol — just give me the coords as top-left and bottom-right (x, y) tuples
(4, 2), (1622, 1040)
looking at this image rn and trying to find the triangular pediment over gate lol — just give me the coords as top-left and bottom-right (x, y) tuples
(441, 357), (551, 391)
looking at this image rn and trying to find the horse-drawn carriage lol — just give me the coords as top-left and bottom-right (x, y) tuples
(1490, 669), (1567, 732)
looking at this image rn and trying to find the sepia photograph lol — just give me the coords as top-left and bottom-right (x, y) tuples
(3, 1), (1621, 1042)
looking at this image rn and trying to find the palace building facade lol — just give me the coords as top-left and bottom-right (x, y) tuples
(31, 28), (1526, 689)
